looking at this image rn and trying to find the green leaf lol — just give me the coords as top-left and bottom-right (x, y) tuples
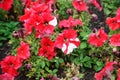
(0, 43), (2, 46)
(93, 61), (104, 71)
(58, 58), (64, 63)
(46, 62), (50, 67)
(78, 74), (84, 78)
(53, 69), (58, 74)
(74, 58), (80, 65)
(82, 56), (91, 62)
(45, 67), (51, 73)
(80, 32), (88, 38)
(55, 62), (59, 68)
(41, 61), (45, 68)
(111, 74), (116, 80)
(105, 9), (111, 15)
(84, 62), (92, 68)
(96, 61), (103, 66)
(94, 65), (103, 71)
(80, 42), (87, 49)
(0, 37), (7, 40)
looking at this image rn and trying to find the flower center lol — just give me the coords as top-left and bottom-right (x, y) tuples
(10, 63), (14, 67)
(44, 21), (49, 26)
(112, 20), (117, 24)
(96, 34), (100, 39)
(64, 38), (68, 42)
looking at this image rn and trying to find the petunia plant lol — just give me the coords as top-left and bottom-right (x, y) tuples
(0, 0), (120, 80)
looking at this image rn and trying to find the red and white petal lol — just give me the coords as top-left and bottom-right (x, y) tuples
(62, 38), (80, 54)
(49, 16), (57, 26)
(62, 43), (77, 54)
(62, 43), (67, 54)
(69, 38), (80, 47)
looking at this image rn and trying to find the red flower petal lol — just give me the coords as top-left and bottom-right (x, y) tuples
(88, 29), (108, 47)
(59, 16), (82, 28)
(17, 42), (30, 60)
(0, 0), (13, 11)
(0, 56), (22, 76)
(106, 17), (120, 30)
(0, 73), (14, 80)
(38, 37), (56, 60)
(110, 34), (120, 46)
(94, 61), (117, 80)
(72, 0), (88, 11)
(55, 29), (80, 54)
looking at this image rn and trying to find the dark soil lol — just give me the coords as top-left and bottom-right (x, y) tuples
(88, 5), (109, 33)
(15, 73), (31, 80)
(82, 69), (96, 80)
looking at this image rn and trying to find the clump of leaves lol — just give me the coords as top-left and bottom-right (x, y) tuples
(56, 0), (73, 20)
(101, 0), (120, 16)
(25, 56), (65, 80)
(0, 21), (19, 46)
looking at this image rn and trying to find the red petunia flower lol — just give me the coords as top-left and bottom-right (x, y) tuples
(19, 3), (56, 37)
(35, 24), (55, 38)
(38, 47), (56, 60)
(0, 73), (14, 80)
(110, 34), (120, 46)
(59, 16), (82, 29)
(40, 37), (54, 47)
(0, 0), (13, 11)
(117, 69), (120, 80)
(72, 0), (88, 11)
(0, 56), (22, 76)
(106, 8), (120, 30)
(94, 61), (117, 80)
(55, 29), (80, 54)
(35, 13), (57, 38)
(88, 29), (108, 47)
(19, 4), (51, 35)
(38, 37), (56, 60)
(17, 41), (30, 60)
(106, 17), (120, 30)
(72, 0), (102, 11)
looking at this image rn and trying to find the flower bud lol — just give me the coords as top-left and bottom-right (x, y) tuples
(12, 31), (19, 38)
(91, 14), (98, 20)
(12, 28), (25, 39)
(66, 9), (73, 15)
(26, 63), (32, 69)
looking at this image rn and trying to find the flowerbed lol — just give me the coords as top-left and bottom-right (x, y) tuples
(0, 0), (120, 80)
